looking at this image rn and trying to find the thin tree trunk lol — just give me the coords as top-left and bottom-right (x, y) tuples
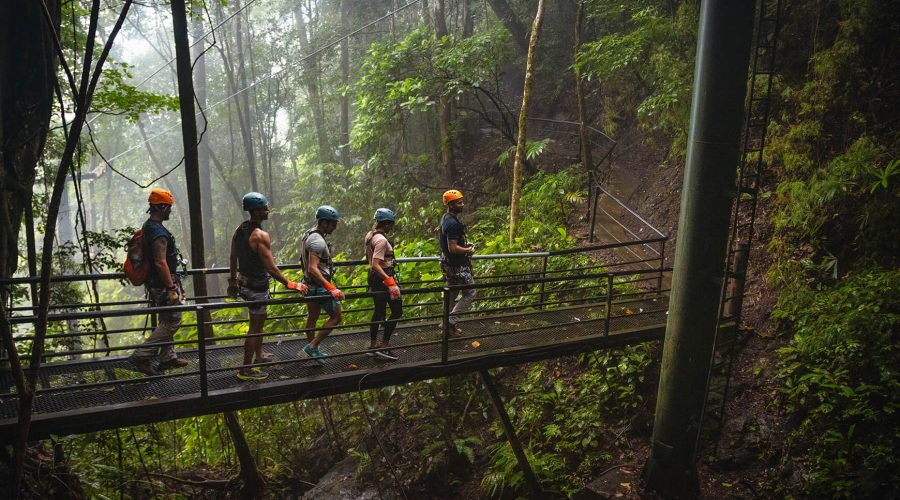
(171, 0), (212, 331)
(339, 0), (351, 169)
(462, 0), (475, 37)
(573, 0), (593, 172)
(295, 3), (333, 164)
(19, 1), (132, 492)
(223, 411), (265, 497)
(435, 0), (456, 182)
(486, 0), (529, 55)
(509, 0), (545, 243)
(193, 8), (219, 278)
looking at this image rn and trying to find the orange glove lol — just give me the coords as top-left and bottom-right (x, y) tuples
(286, 280), (308, 295)
(383, 276), (401, 300)
(323, 281), (344, 300)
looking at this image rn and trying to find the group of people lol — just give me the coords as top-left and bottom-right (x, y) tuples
(127, 188), (477, 381)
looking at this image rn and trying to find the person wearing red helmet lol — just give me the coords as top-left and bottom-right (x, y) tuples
(229, 192), (308, 381)
(439, 190), (476, 336)
(129, 188), (189, 376)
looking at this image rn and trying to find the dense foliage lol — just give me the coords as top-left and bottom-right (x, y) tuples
(766, 0), (900, 495)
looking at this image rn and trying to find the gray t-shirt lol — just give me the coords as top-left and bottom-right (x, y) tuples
(300, 228), (333, 283)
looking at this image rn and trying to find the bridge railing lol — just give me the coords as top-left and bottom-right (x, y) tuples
(1, 244), (669, 402)
(0, 266), (671, 403)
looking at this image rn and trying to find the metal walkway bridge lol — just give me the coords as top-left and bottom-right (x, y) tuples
(0, 228), (698, 442)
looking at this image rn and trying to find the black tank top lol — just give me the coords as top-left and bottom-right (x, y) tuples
(234, 221), (267, 285)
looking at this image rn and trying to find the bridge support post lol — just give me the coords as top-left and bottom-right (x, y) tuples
(643, 0), (755, 496)
(479, 369), (542, 498)
(537, 255), (548, 309)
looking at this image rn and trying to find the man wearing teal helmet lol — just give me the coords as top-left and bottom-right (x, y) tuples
(299, 205), (343, 365)
(229, 192), (306, 381)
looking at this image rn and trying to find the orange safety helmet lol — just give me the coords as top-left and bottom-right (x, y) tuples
(442, 189), (464, 204)
(148, 188), (174, 206)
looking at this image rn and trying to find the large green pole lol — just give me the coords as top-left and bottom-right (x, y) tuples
(643, 0), (755, 495)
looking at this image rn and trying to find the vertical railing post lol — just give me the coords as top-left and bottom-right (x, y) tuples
(589, 183), (600, 243)
(441, 287), (451, 362)
(657, 239), (667, 293)
(604, 274), (613, 336)
(196, 305), (208, 398)
(538, 254), (548, 310)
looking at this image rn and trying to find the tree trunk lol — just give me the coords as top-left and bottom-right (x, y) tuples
(223, 411), (265, 497)
(171, 0), (213, 330)
(462, 0), (475, 37)
(486, 0), (529, 55)
(295, 2), (333, 164)
(193, 7), (220, 279)
(573, 0), (593, 173)
(21, 1), (131, 493)
(339, 0), (352, 169)
(509, 0), (545, 243)
(0, 0), (58, 286)
(435, 0), (456, 182)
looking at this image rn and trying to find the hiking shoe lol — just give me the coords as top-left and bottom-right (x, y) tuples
(129, 356), (159, 377)
(236, 368), (268, 381)
(254, 353), (275, 365)
(438, 322), (464, 336)
(158, 358), (189, 371)
(303, 344), (326, 365)
(375, 349), (399, 361)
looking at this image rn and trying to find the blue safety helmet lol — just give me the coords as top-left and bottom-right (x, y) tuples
(242, 192), (269, 212)
(374, 208), (396, 222)
(315, 205), (340, 221)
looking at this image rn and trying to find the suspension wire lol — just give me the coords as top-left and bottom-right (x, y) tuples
(130, 0), (262, 91)
(98, 0), (424, 168)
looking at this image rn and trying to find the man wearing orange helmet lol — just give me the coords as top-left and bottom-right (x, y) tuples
(129, 188), (189, 376)
(439, 189), (476, 335)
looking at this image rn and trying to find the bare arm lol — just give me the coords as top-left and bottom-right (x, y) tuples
(307, 253), (329, 287)
(152, 237), (175, 289)
(251, 229), (291, 286)
(229, 232), (238, 280)
(448, 239), (474, 255)
(371, 258), (389, 280)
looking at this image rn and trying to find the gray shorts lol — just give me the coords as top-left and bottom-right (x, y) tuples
(240, 286), (270, 315)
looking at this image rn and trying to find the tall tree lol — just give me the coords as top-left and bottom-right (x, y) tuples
(339, 0), (352, 169)
(0, 0), (59, 286)
(192, 6), (219, 273)
(573, 0), (593, 173)
(486, 0), (529, 54)
(435, 0), (456, 182)
(295, 1), (333, 164)
(509, 0), (545, 243)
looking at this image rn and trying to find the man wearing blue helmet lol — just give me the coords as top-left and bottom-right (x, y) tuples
(229, 192), (307, 381)
(365, 208), (402, 361)
(298, 205), (343, 365)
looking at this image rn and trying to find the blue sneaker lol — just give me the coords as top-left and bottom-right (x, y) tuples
(303, 344), (326, 365)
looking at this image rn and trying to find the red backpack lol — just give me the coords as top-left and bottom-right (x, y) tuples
(123, 229), (149, 285)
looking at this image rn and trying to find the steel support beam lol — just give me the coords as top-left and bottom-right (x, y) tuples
(479, 369), (542, 498)
(643, 0), (755, 495)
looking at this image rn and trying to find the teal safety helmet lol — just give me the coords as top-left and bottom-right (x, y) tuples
(315, 205), (340, 221)
(242, 192), (269, 211)
(374, 208), (396, 222)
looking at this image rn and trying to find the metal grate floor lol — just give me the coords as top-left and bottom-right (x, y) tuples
(0, 297), (668, 432)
